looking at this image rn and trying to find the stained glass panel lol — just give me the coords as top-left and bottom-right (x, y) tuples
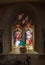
(14, 30), (22, 46)
(25, 23), (33, 50)
(13, 24), (26, 47)
(12, 12), (34, 52)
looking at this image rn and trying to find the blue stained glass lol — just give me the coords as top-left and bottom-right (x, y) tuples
(19, 40), (26, 46)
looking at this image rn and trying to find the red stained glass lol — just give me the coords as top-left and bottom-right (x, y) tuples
(29, 39), (32, 45)
(16, 24), (20, 28)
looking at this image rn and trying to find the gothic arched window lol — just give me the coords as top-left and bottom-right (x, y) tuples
(12, 12), (34, 52)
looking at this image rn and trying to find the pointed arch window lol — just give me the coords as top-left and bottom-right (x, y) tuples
(12, 12), (34, 52)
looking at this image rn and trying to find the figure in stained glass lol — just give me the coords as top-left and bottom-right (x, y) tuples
(24, 22), (33, 49)
(14, 24), (25, 47)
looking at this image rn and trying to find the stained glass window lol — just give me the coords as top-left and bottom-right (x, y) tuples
(25, 23), (33, 50)
(12, 12), (34, 51)
(13, 24), (26, 48)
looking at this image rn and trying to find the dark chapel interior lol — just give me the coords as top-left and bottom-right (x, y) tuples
(0, 0), (45, 65)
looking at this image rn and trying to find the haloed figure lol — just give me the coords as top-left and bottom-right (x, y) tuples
(15, 31), (21, 47)
(14, 30), (25, 47)
(26, 29), (33, 50)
